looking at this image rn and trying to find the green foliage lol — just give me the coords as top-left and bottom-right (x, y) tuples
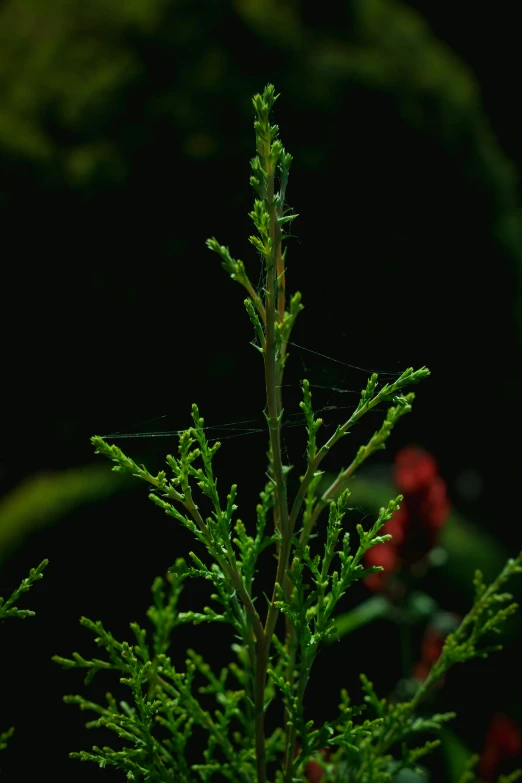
(0, 558), (48, 621)
(0, 559), (48, 752)
(426, 557), (522, 678)
(0, 726), (15, 751)
(2, 0), (521, 311)
(53, 571), (263, 782)
(339, 553), (522, 783)
(328, 473), (522, 638)
(0, 0), (165, 166)
(53, 86), (522, 783)
(498, 773), (522, 783)
(0, 465), (129, 563)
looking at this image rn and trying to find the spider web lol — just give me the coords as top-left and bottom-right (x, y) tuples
(100, 339), (405, 447)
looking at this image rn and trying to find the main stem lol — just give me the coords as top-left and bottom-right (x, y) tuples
(253, 142), (290, 783)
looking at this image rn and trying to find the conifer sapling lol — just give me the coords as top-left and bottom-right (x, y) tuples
(53, 85), (522, 783)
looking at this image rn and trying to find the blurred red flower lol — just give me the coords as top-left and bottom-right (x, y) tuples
(412, 625), (446, 682)
(364, 446), (450, 591)
(294, 744), (331, 783)
(394, 447), (438, 495)
(479, 713), (522, 781)
(363, 541), (399, 593)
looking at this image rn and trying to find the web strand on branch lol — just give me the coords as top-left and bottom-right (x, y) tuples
(100, 341), (400, 443)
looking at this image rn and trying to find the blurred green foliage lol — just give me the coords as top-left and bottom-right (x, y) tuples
(0, 0), (519, 220)
(0, 0), (166, 170)
(1, 0), (520, 336)
(0, 465), (128, 563)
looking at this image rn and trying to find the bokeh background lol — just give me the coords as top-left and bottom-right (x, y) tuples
(1, 1), (522, 780)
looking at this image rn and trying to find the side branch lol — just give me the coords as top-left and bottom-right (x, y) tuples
(288, 367), (429, 539)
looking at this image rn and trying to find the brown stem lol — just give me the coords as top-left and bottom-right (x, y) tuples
(253, 136), (291, 783)
(276, 241), (285, 323)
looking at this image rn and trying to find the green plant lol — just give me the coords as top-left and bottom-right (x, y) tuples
(54, 86), (522, 783)
(0, 559), (48, 750)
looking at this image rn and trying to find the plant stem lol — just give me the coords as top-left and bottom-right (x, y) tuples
(283, 650), (316, 783)
(274, 384), (395, 774)
(253, 125), (291, 783)
(263, 167), (288, 543)
(254, 638), (268, 783)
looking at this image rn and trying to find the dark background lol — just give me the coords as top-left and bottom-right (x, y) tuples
(1, 1), (521, 780)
